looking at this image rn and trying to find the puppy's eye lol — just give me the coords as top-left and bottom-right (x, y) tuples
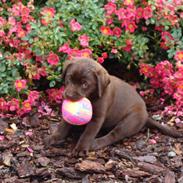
(81, 81), (88, 89)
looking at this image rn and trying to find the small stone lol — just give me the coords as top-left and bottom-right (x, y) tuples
(37, 157), (50, 167)
(133, 155), (157, 163)
(168, 151), (176, 158)
(2, 152), (13, 166)
(10, 123), (18, 132)
(152, 114), (162, 121)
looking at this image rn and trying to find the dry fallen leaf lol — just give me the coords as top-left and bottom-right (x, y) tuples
(173, 143), (182, 155)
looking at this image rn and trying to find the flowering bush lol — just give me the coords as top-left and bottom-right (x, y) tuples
(0, 0), (183, 117)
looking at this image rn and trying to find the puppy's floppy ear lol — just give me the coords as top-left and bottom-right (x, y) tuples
(95, 68), (110, 98)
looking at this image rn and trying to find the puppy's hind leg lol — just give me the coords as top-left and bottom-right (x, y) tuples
(91, 112), (147, 150)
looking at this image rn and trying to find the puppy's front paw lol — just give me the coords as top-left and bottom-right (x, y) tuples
(90, 141), (98, 150)
(72, 143), (90, 157)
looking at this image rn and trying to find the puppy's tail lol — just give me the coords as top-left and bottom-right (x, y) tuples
(146, 118), (183, 138)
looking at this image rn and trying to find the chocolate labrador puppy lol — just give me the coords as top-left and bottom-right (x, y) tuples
(45, 57), (182, 155)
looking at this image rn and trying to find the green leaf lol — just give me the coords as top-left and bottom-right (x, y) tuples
(49, 80), (56, 87)
(0, 65), (6, 72)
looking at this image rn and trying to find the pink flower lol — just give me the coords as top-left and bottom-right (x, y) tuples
(104, 2), (116, 15)
(122, 39), (133, 52)
(70, 19), (82, 32)
(8, 98), (19, 112)
(21, 6), (30, 24)
(98, 57), (104, 64)
(68, 48), (92, 58)
(174, 50), (183, 62)
(111, 48), (118, 54)
(15, 79), (27, 92)
(139, 63), (154, 78)
(78, 34), (89, 47)
(28, 91), (40, 105)
(100, 26), (113, 35)
(58, 43), (71, 54)
(0, 17), (6, 26)
(161, 31), (174, 42)
(155, 60), (173, 77)
(106, 18), (113, 25)
(122, 20), (137, 33)
(143, 6), (153, 20)
(155, 26), (164, 32)
(0, 30), (5, 37)
(80, 49), (92, 58)
(16, 27), (26, 38)
(160, 41), (169, 50)
(47, 87), (64, 103)
(0, 98), (8, 112)
(113, 27), (122, 38)
(22, 100), (32, 113)
(8, 17), (16, 26)
(102, 52), (108, 59)
(136, 7), (144, 20)
(40, 7), (55, 26)
(38, 67), (47, 77)
(47, 52), (59, 65)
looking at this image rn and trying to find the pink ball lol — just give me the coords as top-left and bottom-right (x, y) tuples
(62, 97), (93, 125)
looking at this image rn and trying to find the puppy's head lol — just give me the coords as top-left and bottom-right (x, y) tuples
(62, 57), (110, 101)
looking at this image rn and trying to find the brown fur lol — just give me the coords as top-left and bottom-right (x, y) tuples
(44, 57), (182, 155)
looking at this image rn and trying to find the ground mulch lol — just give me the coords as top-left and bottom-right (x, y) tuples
(0, 91), (183, 183)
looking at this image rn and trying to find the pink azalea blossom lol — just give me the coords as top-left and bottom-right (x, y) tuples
(136, 7), (144, 20)
(113, 27), (121, 38)
(122, 39), (133, 52)
(40, 7), (55, 26)
(58, 43), (71, 54)
(15, 79), (27, 92)
(0, 98), (8, 112)
(174, 50), (183, 62)
(79, 49), (92, 58)
(69, 48), (92, 58)
(111, 48), (118, 54)
(122, 20), (137, 33)
(106, 18), (113, 25)
(70, 19), (82, 32)
(104, 2), (116, 15)
(143, 6), (153, 20)
(22, 100), (32, 113)
(116, 8), (126, 20)
(47, 87), (64, 104)
(100, 26), (113, 35)
(0, 17), (6, 26)
(102, 52), (108, 59)
(28, 91), (40, 105)
(98, 57), (104, 64)
(78, 34), (90, 47)
(47, 52), (59, 65)
(8, 98), (20, 112)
